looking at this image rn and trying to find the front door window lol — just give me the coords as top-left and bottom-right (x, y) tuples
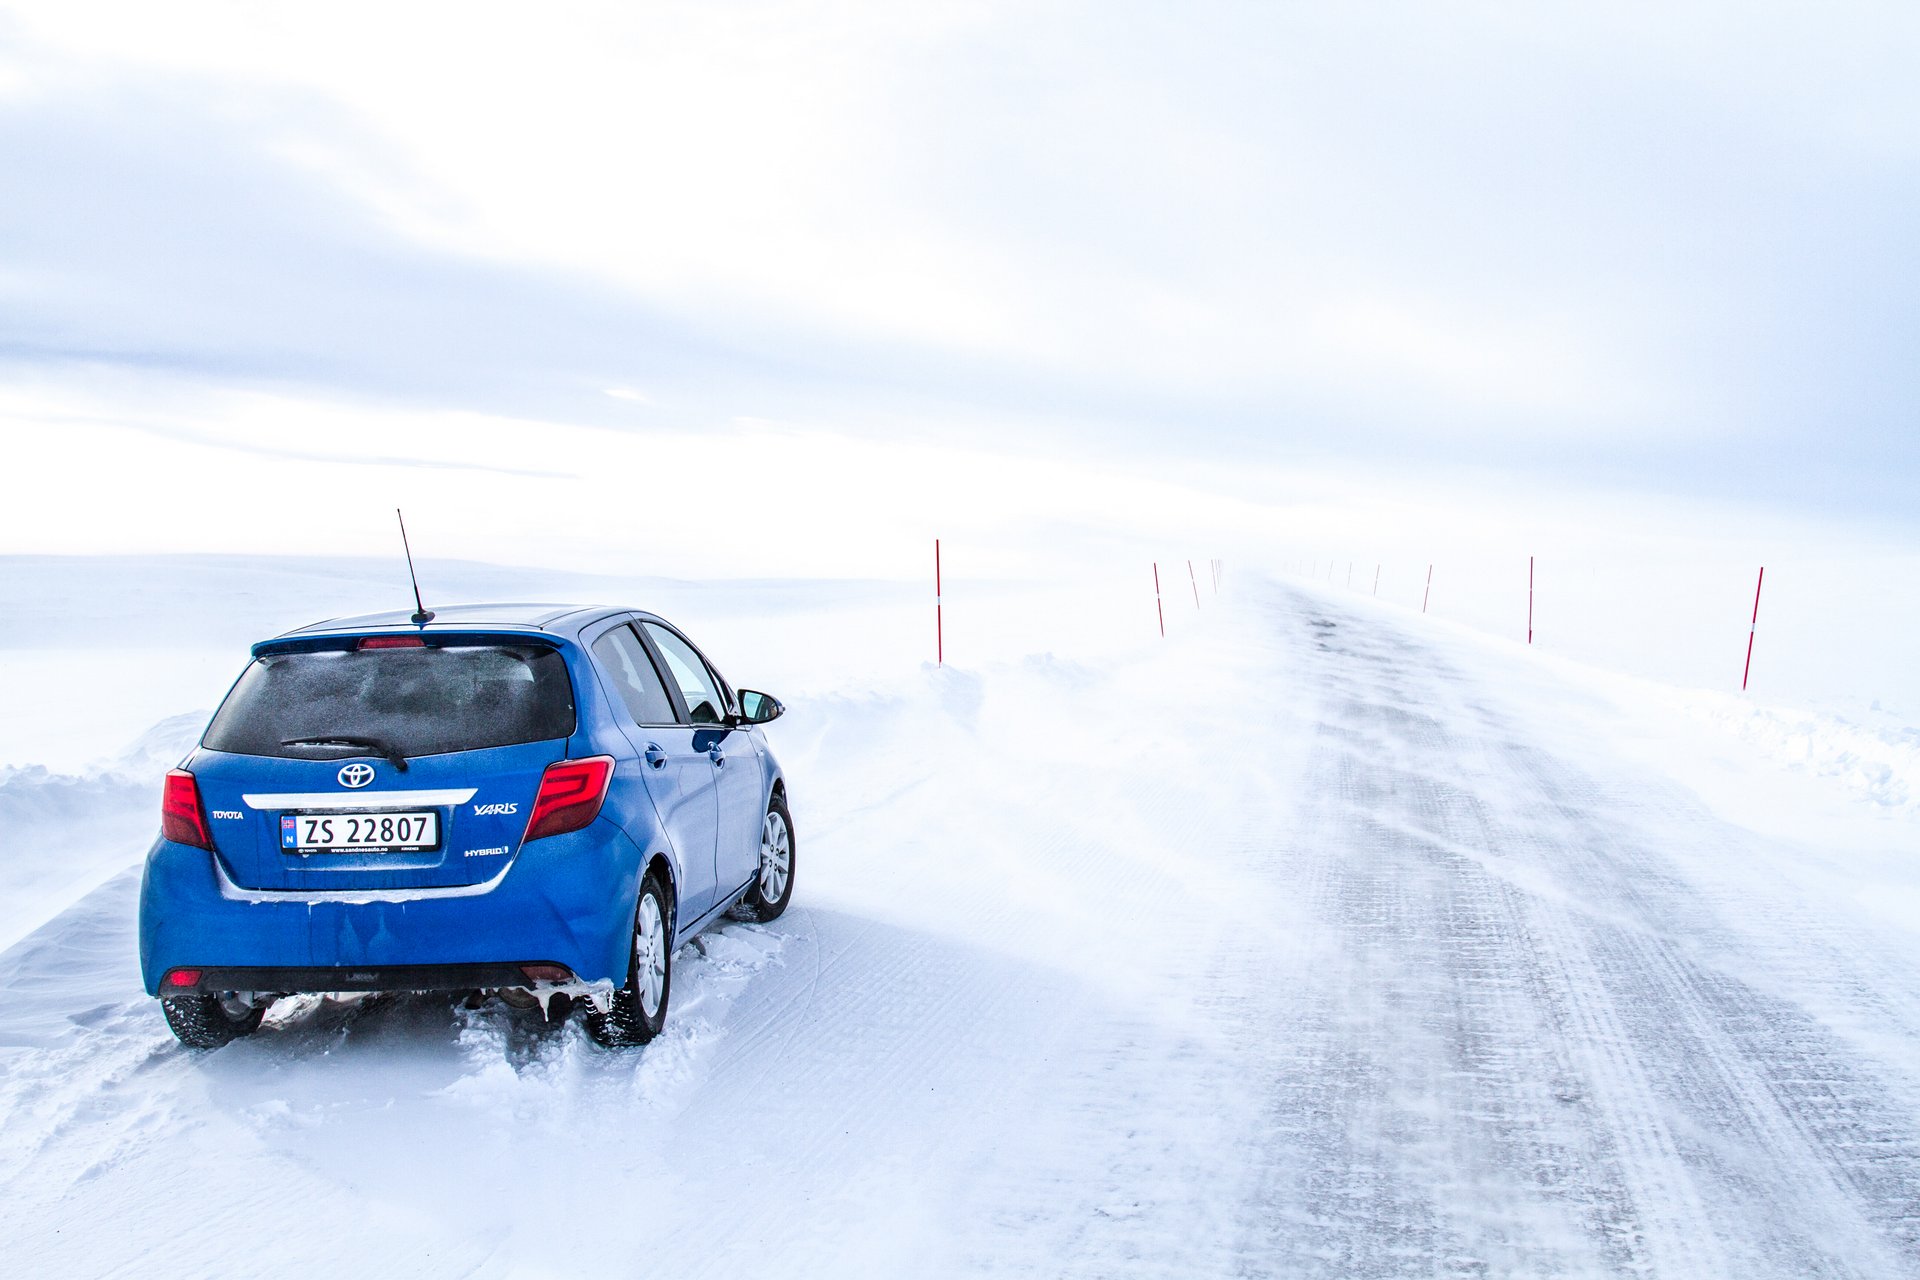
(643, 624), (727, 725)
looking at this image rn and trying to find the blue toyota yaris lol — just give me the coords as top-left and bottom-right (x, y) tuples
(138, 603), (793, 1049)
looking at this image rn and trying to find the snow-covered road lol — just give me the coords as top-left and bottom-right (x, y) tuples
(3, 579), (1918, 1278)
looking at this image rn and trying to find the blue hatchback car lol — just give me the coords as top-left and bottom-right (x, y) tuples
(138, 604), (793, 1049)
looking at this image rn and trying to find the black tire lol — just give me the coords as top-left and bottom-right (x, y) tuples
(734, 794), (795, 923)
(584, 869), (673, 1048)
(161, 993), (265, 1049)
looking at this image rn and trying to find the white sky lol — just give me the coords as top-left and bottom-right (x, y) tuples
(2, 0), (1917, 566)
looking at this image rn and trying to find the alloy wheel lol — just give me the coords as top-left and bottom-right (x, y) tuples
(635, 891), (667, 1018)
(759, 809), (792, 904)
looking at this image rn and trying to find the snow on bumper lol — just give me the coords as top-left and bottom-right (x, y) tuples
(138, 818), (644, 997)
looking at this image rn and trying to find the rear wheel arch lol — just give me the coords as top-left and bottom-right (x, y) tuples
(646, 852), (678, 937)
(583, 864), (673, 1048)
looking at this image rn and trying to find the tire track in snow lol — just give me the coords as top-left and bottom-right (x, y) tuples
(0, 873), (506, 1276)
(1483, 745), (1920, 1275)
(1239, 740), (1679, 1276)
(1237, 583), (1920, 1279)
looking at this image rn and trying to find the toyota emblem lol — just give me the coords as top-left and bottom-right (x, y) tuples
(337, 763), (376, 789)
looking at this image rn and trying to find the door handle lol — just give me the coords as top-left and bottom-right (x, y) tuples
(708, 745), (726, 767)
(644, 744), (667, 769)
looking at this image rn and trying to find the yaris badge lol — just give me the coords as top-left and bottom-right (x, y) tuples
(337, 763), (376, 789)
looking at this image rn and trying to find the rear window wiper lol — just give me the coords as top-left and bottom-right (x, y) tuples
(280, 735), (411, 772)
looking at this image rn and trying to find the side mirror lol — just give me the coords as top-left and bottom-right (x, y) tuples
(737, 689), (784, 725)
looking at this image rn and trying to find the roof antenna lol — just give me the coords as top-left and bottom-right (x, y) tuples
(396, 507), (435, 625)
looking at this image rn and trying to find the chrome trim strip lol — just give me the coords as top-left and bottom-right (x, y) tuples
(240, 788), (478, 811)
(213, 857), (511, 904)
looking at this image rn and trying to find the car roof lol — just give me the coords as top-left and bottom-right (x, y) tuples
(276, 602), (656, 642)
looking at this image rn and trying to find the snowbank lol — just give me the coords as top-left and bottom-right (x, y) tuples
(1672, 693), (1920, 817)
(0, 713), (201, 953)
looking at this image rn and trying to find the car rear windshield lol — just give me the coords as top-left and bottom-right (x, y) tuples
(203, 643), (576, 760)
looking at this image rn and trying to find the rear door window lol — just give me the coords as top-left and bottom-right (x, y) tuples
(642, 623), (728, 725)
(203, 643), (576, 760)
(592, 625), (678, 726)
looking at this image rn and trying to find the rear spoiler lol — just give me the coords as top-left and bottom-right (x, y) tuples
(251, 630), (569, 659)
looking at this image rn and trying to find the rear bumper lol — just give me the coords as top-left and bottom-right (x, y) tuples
(138, 817), (645, 998)
(155, 961), (571, 996)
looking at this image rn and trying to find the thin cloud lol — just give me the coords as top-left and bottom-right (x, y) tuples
(1, 5), (1917, 517)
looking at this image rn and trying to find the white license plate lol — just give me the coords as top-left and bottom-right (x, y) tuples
(281, 811), (440, 853)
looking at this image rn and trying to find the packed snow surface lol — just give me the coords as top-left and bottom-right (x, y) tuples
(2, 568), (1918, 1277)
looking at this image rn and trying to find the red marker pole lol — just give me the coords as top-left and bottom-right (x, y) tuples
(1153, 562), (1165, 637)
(1528, 555), (1534, 645)
(1422, 564), (1433, 614)
(1742, 566), (1765, 691)
(1188, 559), (1200, 608)
(1372, 564), (1380, 596)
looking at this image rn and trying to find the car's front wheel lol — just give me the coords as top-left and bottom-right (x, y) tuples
(584, 869), (673, 1047)
(161, 992), (265, 1049)
(734, 795), (795, 923)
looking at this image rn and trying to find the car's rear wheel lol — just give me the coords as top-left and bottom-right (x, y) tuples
(734, 795), (794, 923)
(584, 869), (672, 1047)
(161, 992), (265, 1049)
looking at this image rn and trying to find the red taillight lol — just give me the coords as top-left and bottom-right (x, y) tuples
(358, 635), (426, 650)
(522, 756), (615, 843)
(165, 968), (202, 988)
(161, 769), (213, 850)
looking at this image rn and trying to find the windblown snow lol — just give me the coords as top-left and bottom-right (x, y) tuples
(2, 563), (1918, 1278)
